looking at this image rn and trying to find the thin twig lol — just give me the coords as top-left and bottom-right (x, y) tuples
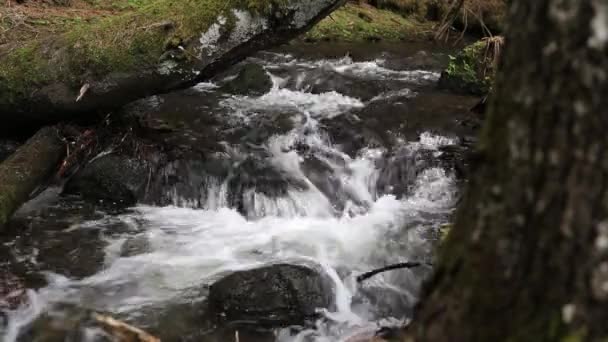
(356, 262), (431, 283)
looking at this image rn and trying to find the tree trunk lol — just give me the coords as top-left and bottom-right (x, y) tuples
(411, 0), (608, 340)
(0, 126), (64, 228)
(0, 0), (344, 135)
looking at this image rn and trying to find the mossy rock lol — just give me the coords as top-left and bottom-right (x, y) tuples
(439, 39), (500, 95)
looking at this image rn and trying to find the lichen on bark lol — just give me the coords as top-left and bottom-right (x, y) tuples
(409, 0), (608, 341)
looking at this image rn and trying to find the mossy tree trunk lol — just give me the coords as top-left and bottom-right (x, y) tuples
(0, 126), (64, 229)
(411, 0), (608, 340)
(0, 0), (344, 135)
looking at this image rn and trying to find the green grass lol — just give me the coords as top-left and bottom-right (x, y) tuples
(305, 3), (433, 42)
(0, 0), (286, 104)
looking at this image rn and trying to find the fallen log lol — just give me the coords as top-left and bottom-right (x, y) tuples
(0, 0), (345, 134)
(0, 126), (64, 228)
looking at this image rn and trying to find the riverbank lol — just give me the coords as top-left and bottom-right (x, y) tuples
(1, 1), (506, 48)
(304, 2), (434, 42)
(0, 1), (434, 47)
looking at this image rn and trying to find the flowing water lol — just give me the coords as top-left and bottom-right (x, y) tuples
(0, 42), (479, 341)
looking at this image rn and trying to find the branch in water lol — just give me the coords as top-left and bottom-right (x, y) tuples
(356, 262), (431, 283)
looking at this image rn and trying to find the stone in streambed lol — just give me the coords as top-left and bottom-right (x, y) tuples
(207, 264), (334, 328)
(63, 154), (150, 207)
(220, 63), (273, 96)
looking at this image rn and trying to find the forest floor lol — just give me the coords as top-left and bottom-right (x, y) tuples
(0, 0), (141, 46)
(0, 0), (437, 48)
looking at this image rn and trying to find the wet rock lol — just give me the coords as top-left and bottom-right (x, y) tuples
(35, 227), (107, 279)
(208, 264), (334, 328)
(438, 70), (487, 96)
(321, 114), (384, 157)
(227, 112), (296, 146)
(147, 151), (307, 215)
(437, 144), (471, 180)
(285, 68), (390, 101)
(376, 148), (443, 198)
(381, 51), (444, 71)
(220, 63), (273, 96)
(64, 155), (151, 207)
(300, 154), (347, 209)
(17, 304), (159, 342)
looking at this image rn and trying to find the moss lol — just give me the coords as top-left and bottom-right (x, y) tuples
(0, 43), (50, 104)
(305, 3), (432, 42)
(0, 0), (289, 104)
(440, 39), (498, 95)
(374, 0), (439, 20)
(561, 328), (588, 342)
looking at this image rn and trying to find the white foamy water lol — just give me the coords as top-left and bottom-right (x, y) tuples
(2, 51), (462, 342)
(266, 55), (441, 84)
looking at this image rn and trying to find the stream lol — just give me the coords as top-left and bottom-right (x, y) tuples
(0, 42), (479, 342)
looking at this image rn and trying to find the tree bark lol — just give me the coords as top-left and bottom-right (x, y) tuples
(0, 126), (64, 228)
(0, 0), (344, 135)
(411, 0), (608, 340)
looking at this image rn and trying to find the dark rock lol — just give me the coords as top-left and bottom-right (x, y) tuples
(285, 68), (391, 101)
(352, 285), (415, 319)
(220, 63), (273, 96)
(376, 148), (437, 198)
(207, 264), (334, 328)
(300, 154), (348, 210)
(146, 152), (307, 215)
(321, 113), (385, 157)
(63, 154), (151, 206)
(226, 111), (296, 146)
(381, 51), (444, 71)
(438, 71), (487, 96)
(227, 156), (307, 212)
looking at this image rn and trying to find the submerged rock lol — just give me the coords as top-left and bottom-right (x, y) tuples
(207, 264), (334, 328)
(63, 155), (151, 207)
(220, 63), (273, 96)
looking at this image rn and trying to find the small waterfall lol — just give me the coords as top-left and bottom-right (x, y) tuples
(2, 46), (472, 342)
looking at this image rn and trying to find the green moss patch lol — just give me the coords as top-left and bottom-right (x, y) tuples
(304, 3), (432, 42)
(439, 37), (503, 95)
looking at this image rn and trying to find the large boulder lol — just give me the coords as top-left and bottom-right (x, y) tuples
(207, 264), (334, 328)
(63, 154), (150, 206)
